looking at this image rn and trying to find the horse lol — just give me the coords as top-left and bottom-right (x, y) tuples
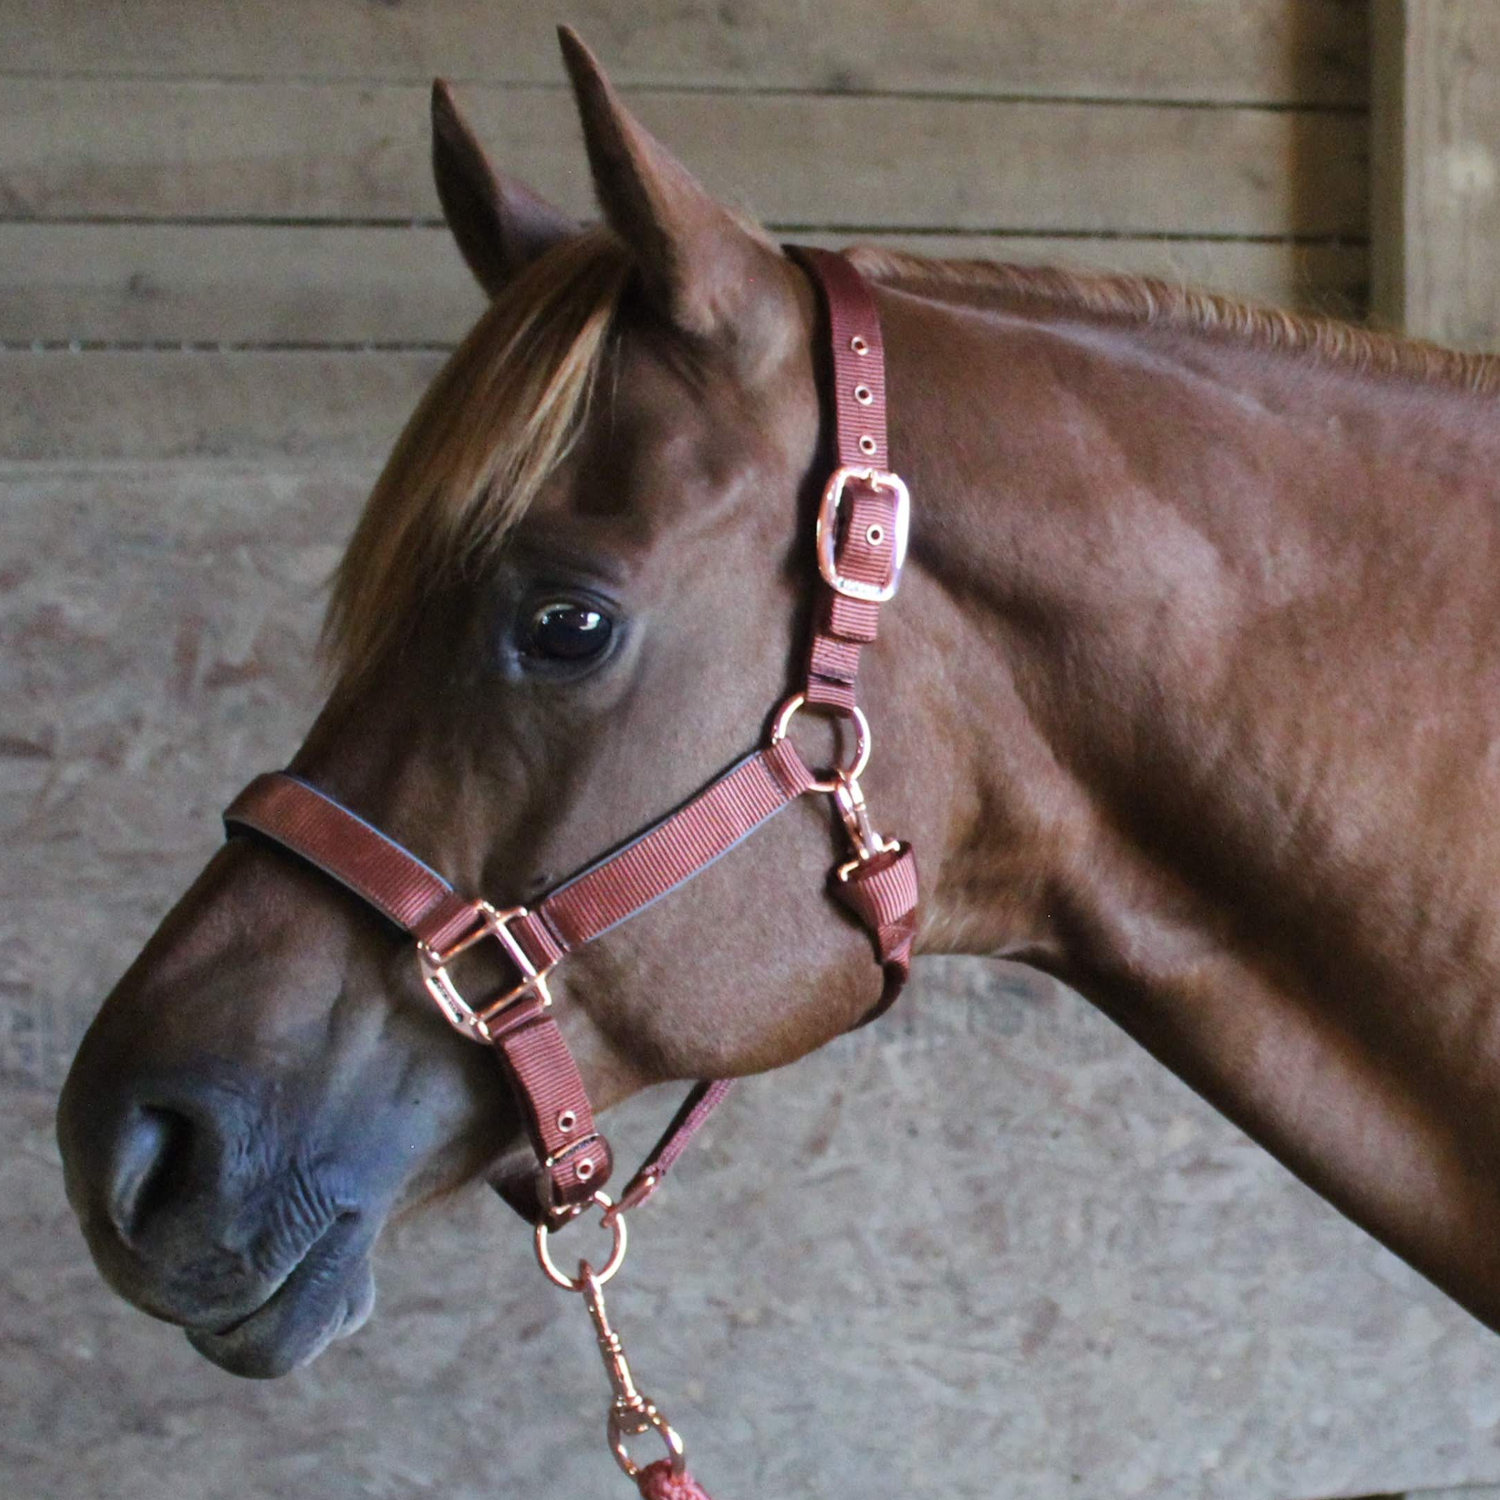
(57, 22), (1500, 1488)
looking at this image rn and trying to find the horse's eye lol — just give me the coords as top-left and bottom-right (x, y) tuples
(522, 600), (614, 663)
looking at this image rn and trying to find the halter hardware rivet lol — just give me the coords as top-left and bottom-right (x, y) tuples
(577, 1158), (596, 1181)
(858, 434), (878, 456)
(854, 383), (873, 405)
(558, 1109), (577, 1133)
(867, 524), (884, 546)
(850, 334), (869, 355)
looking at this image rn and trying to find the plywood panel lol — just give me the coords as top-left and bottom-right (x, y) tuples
(1370, 0), (1500, 349)
(9, 455), (1500, 1500)
(0, 223), (1368, 346)
(2, 0), (1369, 104)
(1, 78), (1369, 236)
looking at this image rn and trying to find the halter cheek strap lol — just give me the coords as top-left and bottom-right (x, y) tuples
(221, 247), (919, 1227)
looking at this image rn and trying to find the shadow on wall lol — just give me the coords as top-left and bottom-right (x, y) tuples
(1288, 1), (1370, 320)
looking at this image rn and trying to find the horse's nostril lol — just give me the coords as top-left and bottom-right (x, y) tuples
(106, 1106), (193, 1244)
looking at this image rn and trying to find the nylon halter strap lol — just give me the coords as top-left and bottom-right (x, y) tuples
(221, 246), (918, 1229)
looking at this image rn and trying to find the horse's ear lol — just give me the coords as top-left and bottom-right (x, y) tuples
(431, 79), (576, 298)
(557, 27), (797, 351)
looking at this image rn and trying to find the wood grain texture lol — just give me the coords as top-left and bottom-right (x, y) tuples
(3, 0), (1370, 104)
(1, 78), (1369, 236)
(0, 223), (1369, 347)
(1, 350), (445, 461)
(5, 459), (1500, 1500)
(3, 446), (1500, 1498)
(1369, 0), (1500, 349)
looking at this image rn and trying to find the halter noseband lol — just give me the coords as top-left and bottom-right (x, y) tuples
(220, 248), (918, 1487)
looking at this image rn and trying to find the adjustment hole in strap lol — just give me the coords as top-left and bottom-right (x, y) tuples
(858, 435), (878, 456)
(850, 335), (870, 355)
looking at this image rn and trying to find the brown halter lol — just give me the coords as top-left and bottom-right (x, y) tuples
(221, 247), (917, 1493)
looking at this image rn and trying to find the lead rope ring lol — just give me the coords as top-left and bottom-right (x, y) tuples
(535, 1194), (689, 1483)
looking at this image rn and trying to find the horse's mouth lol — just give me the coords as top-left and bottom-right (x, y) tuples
(186, 1212), (376, 1378)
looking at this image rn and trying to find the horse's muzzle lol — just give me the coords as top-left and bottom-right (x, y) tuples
(57, 1023), (379, 1376)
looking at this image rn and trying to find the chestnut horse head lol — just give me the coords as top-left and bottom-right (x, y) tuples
(57, 35), (931, 1377)
(59, 24), (1500, 1415)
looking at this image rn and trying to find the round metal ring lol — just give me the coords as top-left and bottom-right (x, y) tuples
(770, 694), (871, 794)
(610, 1404), (687, 1480)
(534, 1192), (628, 1290)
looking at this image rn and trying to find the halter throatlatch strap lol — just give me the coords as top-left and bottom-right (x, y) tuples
(787, 245), (920, 1029)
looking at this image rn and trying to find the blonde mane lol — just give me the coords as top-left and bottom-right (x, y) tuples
(848, 245), (1500, 396)
(325, 228), (631, 684)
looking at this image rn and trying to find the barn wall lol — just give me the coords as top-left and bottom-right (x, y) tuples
(8, 5), (1500, 1500)
(2, 0), (1371, 462)
(1371, 0), (1500, 348)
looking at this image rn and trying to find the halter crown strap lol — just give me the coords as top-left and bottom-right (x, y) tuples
(788, 246), (920, 1027)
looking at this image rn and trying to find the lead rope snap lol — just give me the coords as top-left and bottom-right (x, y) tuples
(535, 1196), (714, 1498)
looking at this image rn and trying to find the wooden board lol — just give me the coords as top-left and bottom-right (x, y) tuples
(0, 223), (1369, 347)
(0, 350), (445, 463)
(2, 0), (1369, 104)
(1370, 0), (1500, 349)
(1, 78), (1370, 237)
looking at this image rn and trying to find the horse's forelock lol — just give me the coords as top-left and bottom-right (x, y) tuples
(323, 227), (632, 687)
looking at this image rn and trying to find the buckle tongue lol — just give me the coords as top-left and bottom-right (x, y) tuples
(416, 900), (554, 1042)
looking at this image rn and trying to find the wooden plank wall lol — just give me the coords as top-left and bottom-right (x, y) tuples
(1, 1), (1372, 461)
(1371, 0), (1500, 349)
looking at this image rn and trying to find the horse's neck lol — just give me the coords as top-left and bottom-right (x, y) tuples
(883, 276), (1500, 1328)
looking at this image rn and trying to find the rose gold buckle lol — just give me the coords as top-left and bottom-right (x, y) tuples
(816, 465), (910, 603)
(416, 901), (554, 1043)
(538, 1135), (607, 1221)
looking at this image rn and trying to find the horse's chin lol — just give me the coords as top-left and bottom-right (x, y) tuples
(185, 1226), (378, 1379)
